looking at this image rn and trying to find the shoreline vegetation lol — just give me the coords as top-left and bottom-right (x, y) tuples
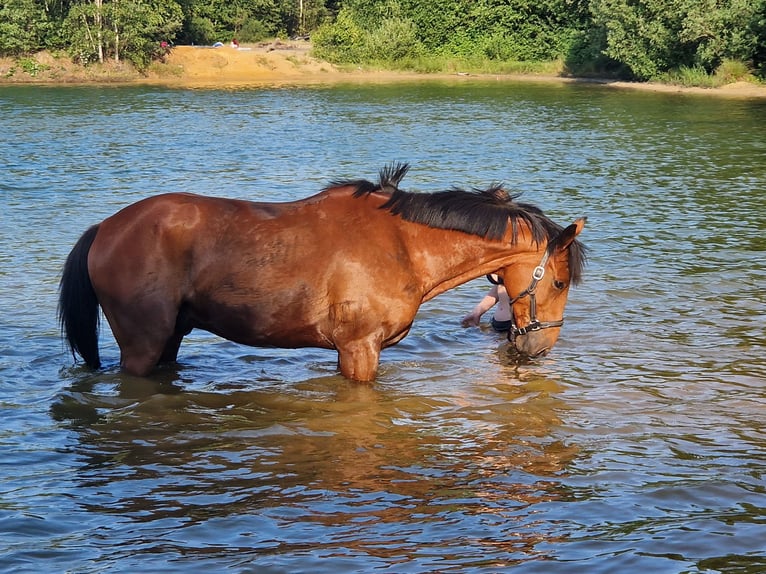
(2, 40), (765, 99)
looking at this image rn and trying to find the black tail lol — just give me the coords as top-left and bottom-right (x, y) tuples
(58, 224), (101, 368)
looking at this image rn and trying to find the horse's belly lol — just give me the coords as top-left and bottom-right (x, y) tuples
(185, 302), (332, 351)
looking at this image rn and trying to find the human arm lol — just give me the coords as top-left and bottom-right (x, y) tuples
(460, 286), (499, 327)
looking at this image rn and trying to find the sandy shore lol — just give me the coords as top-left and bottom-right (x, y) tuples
(3, 40), (766, 98)
(155, 41), (340, 85)
(151, 43), (766, 99)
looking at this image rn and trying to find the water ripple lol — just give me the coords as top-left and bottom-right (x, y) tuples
(1, 82), (765, 572)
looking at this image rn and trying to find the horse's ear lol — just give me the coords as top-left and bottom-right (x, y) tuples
(552, 217), (586, 252)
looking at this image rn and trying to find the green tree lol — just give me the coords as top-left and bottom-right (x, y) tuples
(467, 0), (571, 59)
(590, 0), (766, 80)
(400, 0), (470, 53)
(175, 0), (286, 45)
(312, 5), (365, 61)
(752, 1), (766, 75)
(312, 0), (421, 62)
(589, 0), (685, 80)
(0, 0), (49, 54)
(680, 0), (763, 70)
(317, 0), (589, 63)
(283, 0), (329, 36)
(107, 0), (183, 67)
(63, 0), (182, 67)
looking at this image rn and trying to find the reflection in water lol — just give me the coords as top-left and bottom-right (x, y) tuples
(51, 365), (577, 566)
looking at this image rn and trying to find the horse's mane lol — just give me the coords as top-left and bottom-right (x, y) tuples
(329, 163), (587, 284)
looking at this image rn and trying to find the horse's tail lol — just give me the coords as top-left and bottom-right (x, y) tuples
(58, 224), (101, 369)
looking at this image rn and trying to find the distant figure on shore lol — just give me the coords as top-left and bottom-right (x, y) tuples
(158, 40), (171, 62)
(230, 39), (239, 49)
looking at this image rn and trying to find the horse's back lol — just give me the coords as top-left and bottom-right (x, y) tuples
(87, 189), (389, 285)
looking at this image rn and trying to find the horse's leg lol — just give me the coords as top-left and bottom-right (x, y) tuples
(159, 308), (193, 364)
(102, 299), (181, 377)
(336, 337), (382, 382)
(159, 331), (185, 364)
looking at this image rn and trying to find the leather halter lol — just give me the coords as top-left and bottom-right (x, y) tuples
(506, 248), (564, 342)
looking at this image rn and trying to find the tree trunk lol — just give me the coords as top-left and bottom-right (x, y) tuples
(95, 0), (103, 63)
(114, 24), (120, 62)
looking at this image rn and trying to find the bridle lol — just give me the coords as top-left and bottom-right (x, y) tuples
(488, 248), (565, 342)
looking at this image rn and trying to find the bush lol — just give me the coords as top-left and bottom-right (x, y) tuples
(239, 18), (271, 43)
(312, 7), (365, 62)
(564, 27), (628, 77)
(655, 60), (755, 88)
(479, 31), (562, 62)
(481, 33), (520, 61)
(362, 17), (422, 61)
(187, 16), (217, 46)
(714, 58), (754, 83)
(658, 65), (718, 87)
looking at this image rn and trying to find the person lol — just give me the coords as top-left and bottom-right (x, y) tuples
(159, 41), (171, 63)
(230, 38), (240, 49)
(461, 274), (513, 332)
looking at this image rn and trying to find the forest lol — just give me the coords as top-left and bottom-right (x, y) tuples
(1, 0), (765, 82)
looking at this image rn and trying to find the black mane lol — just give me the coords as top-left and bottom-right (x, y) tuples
(331, 163), (586, 284)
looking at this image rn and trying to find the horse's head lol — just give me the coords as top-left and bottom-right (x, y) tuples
(498, 218), (586, 358)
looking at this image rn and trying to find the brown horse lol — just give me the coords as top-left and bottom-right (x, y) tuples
(59, 164), (586, 382)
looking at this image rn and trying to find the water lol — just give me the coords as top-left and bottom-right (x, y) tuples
(1, 80), (765, 573)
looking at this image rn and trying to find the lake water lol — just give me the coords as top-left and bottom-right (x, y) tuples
(1, 80), (765, 573)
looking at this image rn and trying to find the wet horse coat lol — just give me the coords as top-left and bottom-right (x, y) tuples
(59, 164), (586, 381)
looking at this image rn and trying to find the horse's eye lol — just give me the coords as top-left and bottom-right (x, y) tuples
(553, 280), (566, 290)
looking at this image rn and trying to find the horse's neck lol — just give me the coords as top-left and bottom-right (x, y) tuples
(412, 228), (540, 303)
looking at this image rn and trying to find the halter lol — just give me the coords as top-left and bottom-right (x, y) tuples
(506, 248), (564, 342)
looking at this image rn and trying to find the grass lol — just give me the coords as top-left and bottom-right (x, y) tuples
(655, 59), (761, 88)
(331, 53), (565, 76)
(328, 49), (763, 89)
(146, 61), (184, 78)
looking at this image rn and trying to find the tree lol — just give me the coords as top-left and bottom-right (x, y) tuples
(175, 0), (286, 45)
(0, 0), (49, 55)
(63, 0), (182, 67)
(107, 0), (183, 66)
(680, 0), (764, 70)
(312, 5), (365, 61)
(589, 0), (686, 80)
(590, 0), (766, 80)
(752, 1), (766, 75)
(283, 0), (328, 36)
(312, 0), (422, 62)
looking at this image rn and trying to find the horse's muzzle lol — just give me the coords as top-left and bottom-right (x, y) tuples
(511, 330), (555, 358)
